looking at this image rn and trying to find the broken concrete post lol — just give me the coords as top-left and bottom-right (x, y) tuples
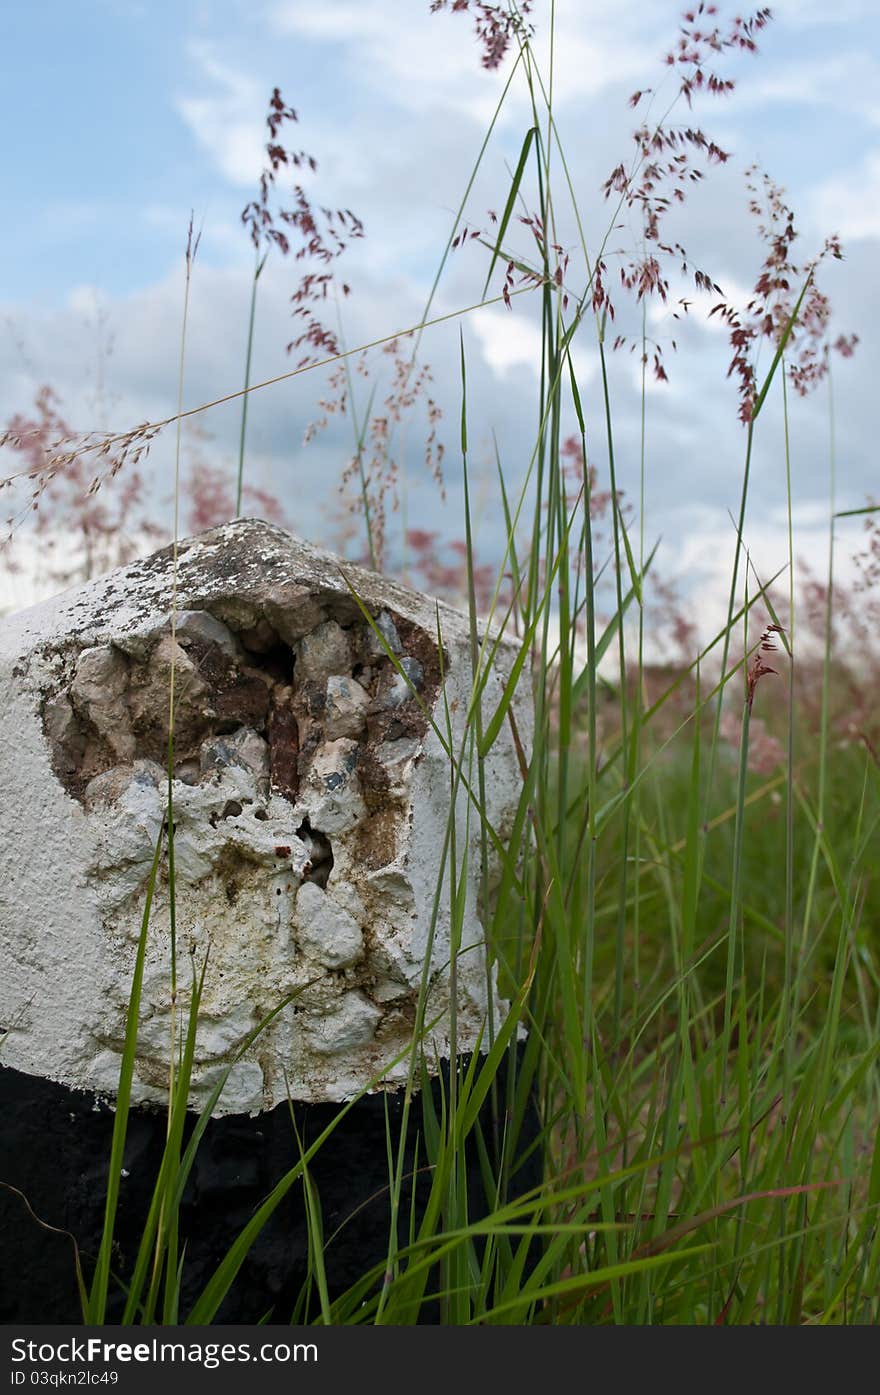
(0, 519), (531, 1116)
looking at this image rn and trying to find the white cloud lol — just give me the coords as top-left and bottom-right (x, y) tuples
(471, 306), (541, 377)
(176, 42), (266, 186)
(65, 283), (104, 316)
(647, 272), (754, 335)
(809, 149), (880, 241)
(770, 0), (874, 25)
(736, 49), (880, 134)
(269, 0), (657, 124)
(270, 0), (510, 123)
(658, 504), (868, 648)
(471, 304), (598, 387)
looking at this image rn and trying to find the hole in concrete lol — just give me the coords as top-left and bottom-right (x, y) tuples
(214, 717), (244, 736)
(238, 619), (283, 657)
(44, 595), (439, 828)
(253, 809), (269, 821)
(296, 817), (334, 889)
(257, 642), (295, 686)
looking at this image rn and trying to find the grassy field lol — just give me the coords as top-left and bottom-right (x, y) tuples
(6, 2), (880, 1325)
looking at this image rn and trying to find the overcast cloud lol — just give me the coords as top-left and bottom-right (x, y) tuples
(1, 0), (876, 636)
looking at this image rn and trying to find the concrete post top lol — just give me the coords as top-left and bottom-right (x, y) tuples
(0, 518), (476, 660)
(0, 520), (530, 1114)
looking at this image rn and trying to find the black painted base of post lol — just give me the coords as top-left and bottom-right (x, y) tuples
(0, 1051), (540, 1323)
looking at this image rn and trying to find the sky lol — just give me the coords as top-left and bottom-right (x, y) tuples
(1, 0), (877, 634)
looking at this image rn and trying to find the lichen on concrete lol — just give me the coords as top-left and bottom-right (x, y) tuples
(0, 520), (531, 1114)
